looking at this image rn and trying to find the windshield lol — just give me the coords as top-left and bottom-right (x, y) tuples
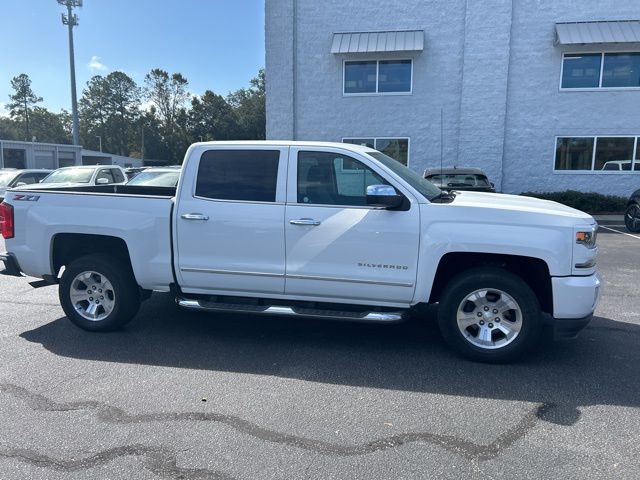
(0, 171), (19, 188)
(427, 173), (491, 188)
(368, 152), (441, 201)
(42, 168), (93, 184)
(127, 171), (180, 187)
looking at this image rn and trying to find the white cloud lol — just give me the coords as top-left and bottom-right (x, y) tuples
(0, 102), (8, 117)
(88, 55), (108, 73)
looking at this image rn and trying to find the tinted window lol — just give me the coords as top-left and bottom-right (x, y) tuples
(112, 169), (126, 183)
(344, 61), (377, 94)
(602, 53), (640, 87)
(561, 54), (601, 88)
(554, 137), (594, 170)
(378, 60), (412, 92)
(196, 150), (280, 202)
(297, 151), (387, 206)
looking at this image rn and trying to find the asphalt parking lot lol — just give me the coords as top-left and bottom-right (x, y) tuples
(0, 226), (639, 480)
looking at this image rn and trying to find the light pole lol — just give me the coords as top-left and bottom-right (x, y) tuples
(57, 0), (82, 146)
(96, 135), (102, 152)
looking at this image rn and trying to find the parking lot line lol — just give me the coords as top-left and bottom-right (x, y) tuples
(599, 225), (640, 240)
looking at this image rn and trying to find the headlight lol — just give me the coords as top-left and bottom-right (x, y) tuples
(576, 230), (597, 249)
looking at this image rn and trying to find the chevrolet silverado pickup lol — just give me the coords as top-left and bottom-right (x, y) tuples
(0, 141), (602, 362)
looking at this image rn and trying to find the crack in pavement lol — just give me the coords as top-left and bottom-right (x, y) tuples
(0, 444), (234, 479)
(1, 383), (552, 463)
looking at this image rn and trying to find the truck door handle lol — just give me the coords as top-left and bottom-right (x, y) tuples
(290, 218), (321, 226)
(181, 213), (209, 221)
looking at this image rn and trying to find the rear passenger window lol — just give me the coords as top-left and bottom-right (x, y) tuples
(112, 169), (125, 183)
(195, 150), (280, 202)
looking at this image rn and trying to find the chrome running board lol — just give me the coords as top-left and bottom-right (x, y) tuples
(176, 297), (406, 323)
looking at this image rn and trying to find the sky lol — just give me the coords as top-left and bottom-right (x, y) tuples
(0, 0), (265, 115)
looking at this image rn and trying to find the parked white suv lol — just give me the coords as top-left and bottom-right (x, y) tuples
(0, 141), (601, 362)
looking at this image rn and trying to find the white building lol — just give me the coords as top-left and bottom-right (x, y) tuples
(266, 0), (640, 194)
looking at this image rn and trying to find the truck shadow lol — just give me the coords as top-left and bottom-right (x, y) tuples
(20, 293), (639, 425)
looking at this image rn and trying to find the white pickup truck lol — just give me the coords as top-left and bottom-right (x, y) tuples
(0, 141), (601, 362)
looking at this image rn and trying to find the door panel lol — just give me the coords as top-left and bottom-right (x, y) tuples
(175, 147), (288, 295)
(285, 148), (420, 304)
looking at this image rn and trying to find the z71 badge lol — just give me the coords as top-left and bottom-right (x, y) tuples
(12, 194), (40, 202)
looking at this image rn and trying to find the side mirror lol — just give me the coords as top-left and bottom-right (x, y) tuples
(15, 182), (27, 187)
(490, 182), (495, 188)
(366, 184), (404, 209)
(96, 178), (109, 185)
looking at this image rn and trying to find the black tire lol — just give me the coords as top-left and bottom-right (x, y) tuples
(624, 202), (640, 233)
(59, 254), (141, 331)
(437, 267), (543, 363)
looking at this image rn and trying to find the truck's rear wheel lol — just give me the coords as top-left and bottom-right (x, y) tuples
(59, 254), (140, 331)
(437, 267), (542, 363)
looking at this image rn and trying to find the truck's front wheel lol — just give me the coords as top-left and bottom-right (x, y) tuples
(437, 267), (542, 363)
(59, 254), (140, 331)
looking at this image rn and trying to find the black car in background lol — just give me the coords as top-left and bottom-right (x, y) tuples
(625, 189), (640, 233)
(424, 167), (496, 193)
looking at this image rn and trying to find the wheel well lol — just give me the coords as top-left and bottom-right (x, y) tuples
(429, 252), (553, 315)
(52, 234), (133, 276)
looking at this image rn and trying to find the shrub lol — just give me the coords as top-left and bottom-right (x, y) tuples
(520, 190), (627, 214)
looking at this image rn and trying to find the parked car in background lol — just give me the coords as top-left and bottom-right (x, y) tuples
(424, 167), (496, 193)
(124, 167), (150, 180)
(0, 169), (52, 202)
(625, 188), (640, 233)
(38, 165), (127, 187)
(601, 160), (638, 171)
(126, 167), (181, 187)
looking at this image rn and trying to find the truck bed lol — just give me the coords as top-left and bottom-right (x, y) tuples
(19, 184), (177, 197)
(5, 185), (176, 291)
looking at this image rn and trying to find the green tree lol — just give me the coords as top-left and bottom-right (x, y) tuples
(30, 107), (70, 144)
(79, 72), (141, 155)
(189, 90), (238, 141)
(7, 73), (43, 140)
(227, 69), (265, 140)
(144, 69), (190, 161)
(0, 116), (19, 140)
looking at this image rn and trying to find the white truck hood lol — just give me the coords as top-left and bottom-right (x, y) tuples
(451, 191), (595, 223)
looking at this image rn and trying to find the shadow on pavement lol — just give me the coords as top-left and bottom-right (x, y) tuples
(20, 293), (640, 425)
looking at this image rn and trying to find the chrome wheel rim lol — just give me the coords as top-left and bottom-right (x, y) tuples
(69, 271), (116, 321)
(456, 289), (523, 350)
(625, 204), (640, 232)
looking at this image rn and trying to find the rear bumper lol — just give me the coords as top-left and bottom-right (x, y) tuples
(0, 252), (22, 277)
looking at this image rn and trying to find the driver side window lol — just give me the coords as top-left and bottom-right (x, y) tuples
(297, 151), (388, 206)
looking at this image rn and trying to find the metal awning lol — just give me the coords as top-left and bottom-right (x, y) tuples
(331, 30), (424, 54)
(555, 21), (640, 45)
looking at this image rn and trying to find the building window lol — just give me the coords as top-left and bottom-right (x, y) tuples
(344, 60), (412, 94)
(561, 52), (640, 89)
(555, 136), (640, 172)
(343, 137), (409, 165)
